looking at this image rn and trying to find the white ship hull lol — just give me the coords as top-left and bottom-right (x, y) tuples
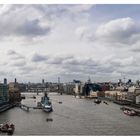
(41, 104), (53, 112)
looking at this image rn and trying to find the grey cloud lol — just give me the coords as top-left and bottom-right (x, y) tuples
(117, 66), (140, 76)
(6, 50), (26, 69)
(63, 57), (98, 67)
(46, 55), (73, 65)
(61, 55), (140, 79)
(30, 54), (102, 76)
(16, 19), (51, 37)
(0, 19), (51, 38)
(131, 48), (140, 52)
(110, 56), (136, 67)
(77, 17), (140, 45)
(0, 71), (7, 75)
(11, 60), (26, 67)
(63, 58), (83, 65)
(19, 66), (35, 75)
(61, 57), (103, 76)
(7, 50), (25, 60)
(130, 41), (140, 52)
(22, 66), (34, 71)
(95, 17), (140, 44)
(44, 55), (114, 76)
(7, 50), (17, 55)
(7, 50), (140, 82)
(0, 5), (51, 39)
(96, 65), (115, 74)
(47, 57), (63, 64)
(64, 62), (114, 76)
(34, 5), (93, 19)
(31, 53), (48, 62)
(46, 55), (98, 66)
(1, 5), (140, 82)
(0, 5), (94, 39)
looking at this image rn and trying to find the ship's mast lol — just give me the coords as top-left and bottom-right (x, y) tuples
(44, 87), (48, 97)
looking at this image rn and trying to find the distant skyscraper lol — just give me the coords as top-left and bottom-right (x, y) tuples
(58, 77), (60, 83)
(4, 78), (7, 85)
(15, 78), (17, 83)
(0, 79), (9, 105)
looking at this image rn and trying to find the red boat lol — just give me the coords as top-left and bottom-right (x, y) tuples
(123, 110), (136, 116)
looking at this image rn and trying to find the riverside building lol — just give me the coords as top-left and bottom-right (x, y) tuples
(0, 79), (9, 106)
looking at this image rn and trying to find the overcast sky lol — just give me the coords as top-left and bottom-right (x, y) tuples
(0, 4), (140, 83)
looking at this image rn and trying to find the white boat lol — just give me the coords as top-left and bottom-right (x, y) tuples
(123, 110), (136, 116)
(42, 104), (53, 112)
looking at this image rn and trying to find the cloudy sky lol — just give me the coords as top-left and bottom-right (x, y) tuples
(0, 4), (140, 83)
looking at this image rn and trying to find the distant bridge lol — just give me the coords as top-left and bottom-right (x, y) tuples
(26, 87), (52, 93)
(27, 88), (45, 93)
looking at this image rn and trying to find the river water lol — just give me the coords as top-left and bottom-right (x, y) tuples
(0, 92), (140, 136)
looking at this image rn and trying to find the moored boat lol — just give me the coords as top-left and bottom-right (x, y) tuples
(41, 92), (53, 113)
(123, 110), (136, 116)
(94, 99), (101, 104)
(42, 104), (53, 112)
(0, 123), (15, 135)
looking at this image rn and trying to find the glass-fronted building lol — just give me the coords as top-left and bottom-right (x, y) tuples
(0, 82), (9, 106)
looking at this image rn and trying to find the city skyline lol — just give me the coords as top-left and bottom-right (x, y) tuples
(0, 5), (140, 82)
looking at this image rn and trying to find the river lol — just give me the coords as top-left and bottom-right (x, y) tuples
(0, 92), (140, 135)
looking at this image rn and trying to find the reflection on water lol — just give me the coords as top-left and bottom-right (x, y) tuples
(0, 92), (140, 135)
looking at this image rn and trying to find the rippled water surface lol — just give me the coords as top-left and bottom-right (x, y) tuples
(0, 93), (140, 135)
